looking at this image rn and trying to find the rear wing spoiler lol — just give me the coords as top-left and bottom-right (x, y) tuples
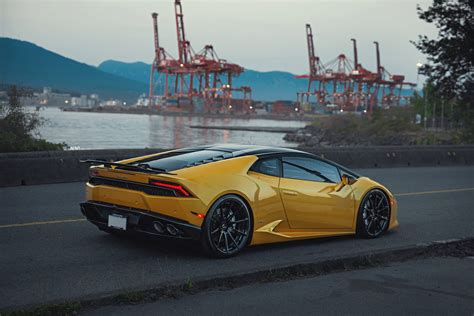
(80, 159), (175, 175)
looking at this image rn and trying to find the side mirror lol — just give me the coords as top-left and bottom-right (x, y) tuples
(335, 175), (352, 192)
(341, 175), (349, 186)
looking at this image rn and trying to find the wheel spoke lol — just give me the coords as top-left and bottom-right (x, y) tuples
(230, 218), (248, 224)
(217, 231), (223, 246)
(228, 232), (239, 247)
(376, 218), (383, 231)
(363, 211), (369, 220)
(211, 227), (220, 235)
(234, 228), (247, 236)
(224, 233), (230, 253)
(377, 197), (383, 208)
(371, 218), (379, 234)
(367, 218), (374, 232)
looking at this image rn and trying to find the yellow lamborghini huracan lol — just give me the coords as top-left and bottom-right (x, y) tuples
(80, 144), (398, 257)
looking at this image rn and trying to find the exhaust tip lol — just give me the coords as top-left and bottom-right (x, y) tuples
(166, 224), (178, 236)
(153, 221), (165, 234)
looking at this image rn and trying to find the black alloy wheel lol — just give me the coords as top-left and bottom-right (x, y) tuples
(201, 195), (252, 258)
(356, 189), (390, 238)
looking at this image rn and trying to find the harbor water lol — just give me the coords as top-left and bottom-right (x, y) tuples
(36, 107), (307, 150)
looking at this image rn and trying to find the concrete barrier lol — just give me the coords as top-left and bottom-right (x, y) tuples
(301, 145), (474, 168)
(0, 149), (162, 187)
(1, 146), (473, 187)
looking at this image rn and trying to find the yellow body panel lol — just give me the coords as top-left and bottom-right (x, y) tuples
(85, 153), (398, 246)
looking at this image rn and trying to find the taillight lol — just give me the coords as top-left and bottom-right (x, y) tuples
(149, 180), (191, 197)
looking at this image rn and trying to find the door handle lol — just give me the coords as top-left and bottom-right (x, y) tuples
(282, 190), (298, 196)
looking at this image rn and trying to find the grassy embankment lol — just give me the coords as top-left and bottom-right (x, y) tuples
(288, 107), (466, 147)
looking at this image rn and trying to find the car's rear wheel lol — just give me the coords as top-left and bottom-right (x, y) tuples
(201, 195), (252, 258)
(356, 189), (390, 238)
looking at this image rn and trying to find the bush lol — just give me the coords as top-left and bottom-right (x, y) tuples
(293, 107), (461, 147)
(0, 86), (66, 153)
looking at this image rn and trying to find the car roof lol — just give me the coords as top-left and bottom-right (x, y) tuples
(135, 144), (359, 178)
(184, 143), (305, 156)
(179, 144), (360, 178)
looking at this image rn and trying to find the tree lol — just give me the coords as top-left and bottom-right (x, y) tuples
(413, 0), (473, 99)
(0, 86), (65, 152)
(413, 0), (473, 139)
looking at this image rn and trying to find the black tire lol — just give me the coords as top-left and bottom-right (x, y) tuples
(201, 194), (253, 258)
(356, 189), (390, 238)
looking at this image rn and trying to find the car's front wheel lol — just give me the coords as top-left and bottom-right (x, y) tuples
(356, 189), (390, 238)
(201, 195), (252, 258)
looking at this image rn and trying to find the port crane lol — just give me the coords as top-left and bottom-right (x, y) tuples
(297, 23), (415, 113)
(149, 0), (250, 113)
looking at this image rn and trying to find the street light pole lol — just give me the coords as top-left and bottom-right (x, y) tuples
(441, 99), (444, 129)
(424, 84), (428, 129)
(416, 63), (428, 129)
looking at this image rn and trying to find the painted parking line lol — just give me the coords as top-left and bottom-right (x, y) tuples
(396, 187), (474, 197)
(0, 218), (86, 229)
(1, 187), (473, 229)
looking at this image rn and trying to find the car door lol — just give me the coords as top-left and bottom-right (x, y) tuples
(279, 156), (355, 229)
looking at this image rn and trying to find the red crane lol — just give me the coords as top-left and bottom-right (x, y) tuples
(148, 0), (250, 112)
(175, 0), (191, 65)
(350, 38), (378, 111)
(295, 24), (326, 106)
(149, 12), (181, 107)
(296, 24), (415, 113)
(148, 0), (249, 113)
(371, 41), (415, 112)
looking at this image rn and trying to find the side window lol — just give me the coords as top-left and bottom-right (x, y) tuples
(282, 157), (341, 183)
(250, 158), (281, 177)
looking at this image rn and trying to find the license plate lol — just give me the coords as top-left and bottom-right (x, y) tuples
(108, 214), (127, 230)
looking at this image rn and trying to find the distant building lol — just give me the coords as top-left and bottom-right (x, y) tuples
(101, 99), (123, 107)
(69, 93), (102, 108)
(70, 95), (88, 107)
(271, 100), (300, 115)
(135, 94), (150, 107)
(0, 87), (108, 108)
(39, 87), (71, 106)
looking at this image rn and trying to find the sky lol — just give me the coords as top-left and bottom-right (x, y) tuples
(1, 0), (437, 83)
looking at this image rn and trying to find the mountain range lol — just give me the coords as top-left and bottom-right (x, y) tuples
(0, 37), (413, 103)
(0, 38), (149, 102)
(0, 37), (311, 102)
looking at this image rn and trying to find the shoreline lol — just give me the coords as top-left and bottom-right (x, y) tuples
(60, 106), (315, 122)
(189, 125), (299, 133)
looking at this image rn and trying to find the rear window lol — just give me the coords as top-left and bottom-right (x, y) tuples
(250, 158), (281, 177)
(134, 150), (228, 171)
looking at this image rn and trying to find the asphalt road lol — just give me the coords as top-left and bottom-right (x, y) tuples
(0, 166), (473, 309)
(85, 257), (474, 316)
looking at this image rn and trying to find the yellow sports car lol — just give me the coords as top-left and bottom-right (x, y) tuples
(80, 144), (398, 257)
